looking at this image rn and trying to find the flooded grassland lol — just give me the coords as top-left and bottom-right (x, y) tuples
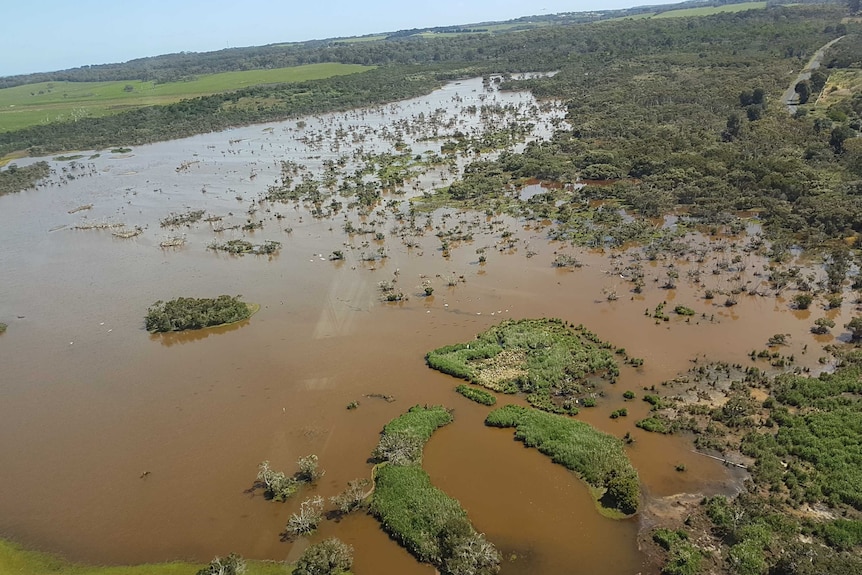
(0, 76), (855, 574)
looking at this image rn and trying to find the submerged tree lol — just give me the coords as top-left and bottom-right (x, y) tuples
(256, 460), (299, 502)
(330, 478), (370, 514)
(286, 496), (325, 537)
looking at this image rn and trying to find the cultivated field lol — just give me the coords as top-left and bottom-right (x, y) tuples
(653, 1), (767, 18)
(0, 63), (371, 132)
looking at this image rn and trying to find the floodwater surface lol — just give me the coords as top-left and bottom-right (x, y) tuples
(0, 77), (848, 574)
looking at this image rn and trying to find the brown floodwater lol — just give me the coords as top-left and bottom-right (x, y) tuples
(0, 77), (852, 574)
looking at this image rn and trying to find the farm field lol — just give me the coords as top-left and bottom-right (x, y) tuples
(653, 1), (767, 18)
(0, 63), (371, 132)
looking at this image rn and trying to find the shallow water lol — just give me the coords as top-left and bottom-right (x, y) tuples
(0, 77), (850, 574)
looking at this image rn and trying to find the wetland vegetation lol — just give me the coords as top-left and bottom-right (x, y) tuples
(3, 1), (862, 574)
(144, 296), (257, 333)
(631, 349), (862, 574)
(371, 406), (501, 575)
(427, 318), (633, 414)
(485, 405), (640, 516)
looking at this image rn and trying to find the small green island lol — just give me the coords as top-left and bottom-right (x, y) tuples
(371, 405), (501, 575)
(145, 295), (259, 333)
(486, 405), (639, 516)
(426, 318), (638, 414)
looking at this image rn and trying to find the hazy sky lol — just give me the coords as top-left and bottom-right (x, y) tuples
(1, 0), (668, 77)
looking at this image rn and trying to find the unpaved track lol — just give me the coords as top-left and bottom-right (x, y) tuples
(783, 36), (844, 113)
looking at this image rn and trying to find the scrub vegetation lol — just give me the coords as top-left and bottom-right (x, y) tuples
(0, 161), (50, 196)
(426, 318), (629, 414)
(485, 404), (639, 515)
(638, 351), (862, 574)
(370, 406), (501, 575)
(145, 295), (257, 332)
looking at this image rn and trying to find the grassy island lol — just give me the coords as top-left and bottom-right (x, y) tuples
(370, 406), (501, 575)
(486, 405), (639, 516)
(145, 295), (258, 333)
(426, 318), (627, 414)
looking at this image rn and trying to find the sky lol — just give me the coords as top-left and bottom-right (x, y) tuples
(1, 0), (670, 77)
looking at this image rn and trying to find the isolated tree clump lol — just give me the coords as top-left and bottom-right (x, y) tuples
(847, 317), (862, 342)
(330, 478), (370, 514)
(292, 538), (354, 575)
(145, 295), (252, 332)
(256, 455), (325, 502)
(196, 553), (247, 575)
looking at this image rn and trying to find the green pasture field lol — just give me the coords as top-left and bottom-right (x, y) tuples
(653, 1), (767, 18)
(0, 63), (371, 132)
(0, 538), (286, 575)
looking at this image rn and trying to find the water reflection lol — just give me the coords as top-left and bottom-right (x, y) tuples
(150, 319), (251, 347)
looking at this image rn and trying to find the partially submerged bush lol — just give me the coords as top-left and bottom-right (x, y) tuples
(257, 460), (299, 502)
(286, 496), (325, 537)
(330, 478), (370, 514)
(256, 455), (326, 501)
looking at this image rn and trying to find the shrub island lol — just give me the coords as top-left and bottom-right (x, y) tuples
(145, 295), (259, 333)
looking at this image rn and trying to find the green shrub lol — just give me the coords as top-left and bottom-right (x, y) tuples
(197, 553), (246, 575)
(819, 519), (862, 551)
(674, 305), (695, 316)
(292, 538), (353, 575)
(145, 295), (254, 332)
(455, 384), (496, 406)
(792, 293), (813, 310)
(653, 529), (702, 575)
(637, 416), (672, 434)
(371, 405), (500, 575)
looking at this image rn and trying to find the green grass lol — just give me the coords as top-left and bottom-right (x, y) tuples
(0, 63), (372, 132)
(333, 34), (388, 43)
(426, 318), (620, 415)
(653, 2), (766, 18)
(0, 538), (285, 575)
(485, 405), (639, 515)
